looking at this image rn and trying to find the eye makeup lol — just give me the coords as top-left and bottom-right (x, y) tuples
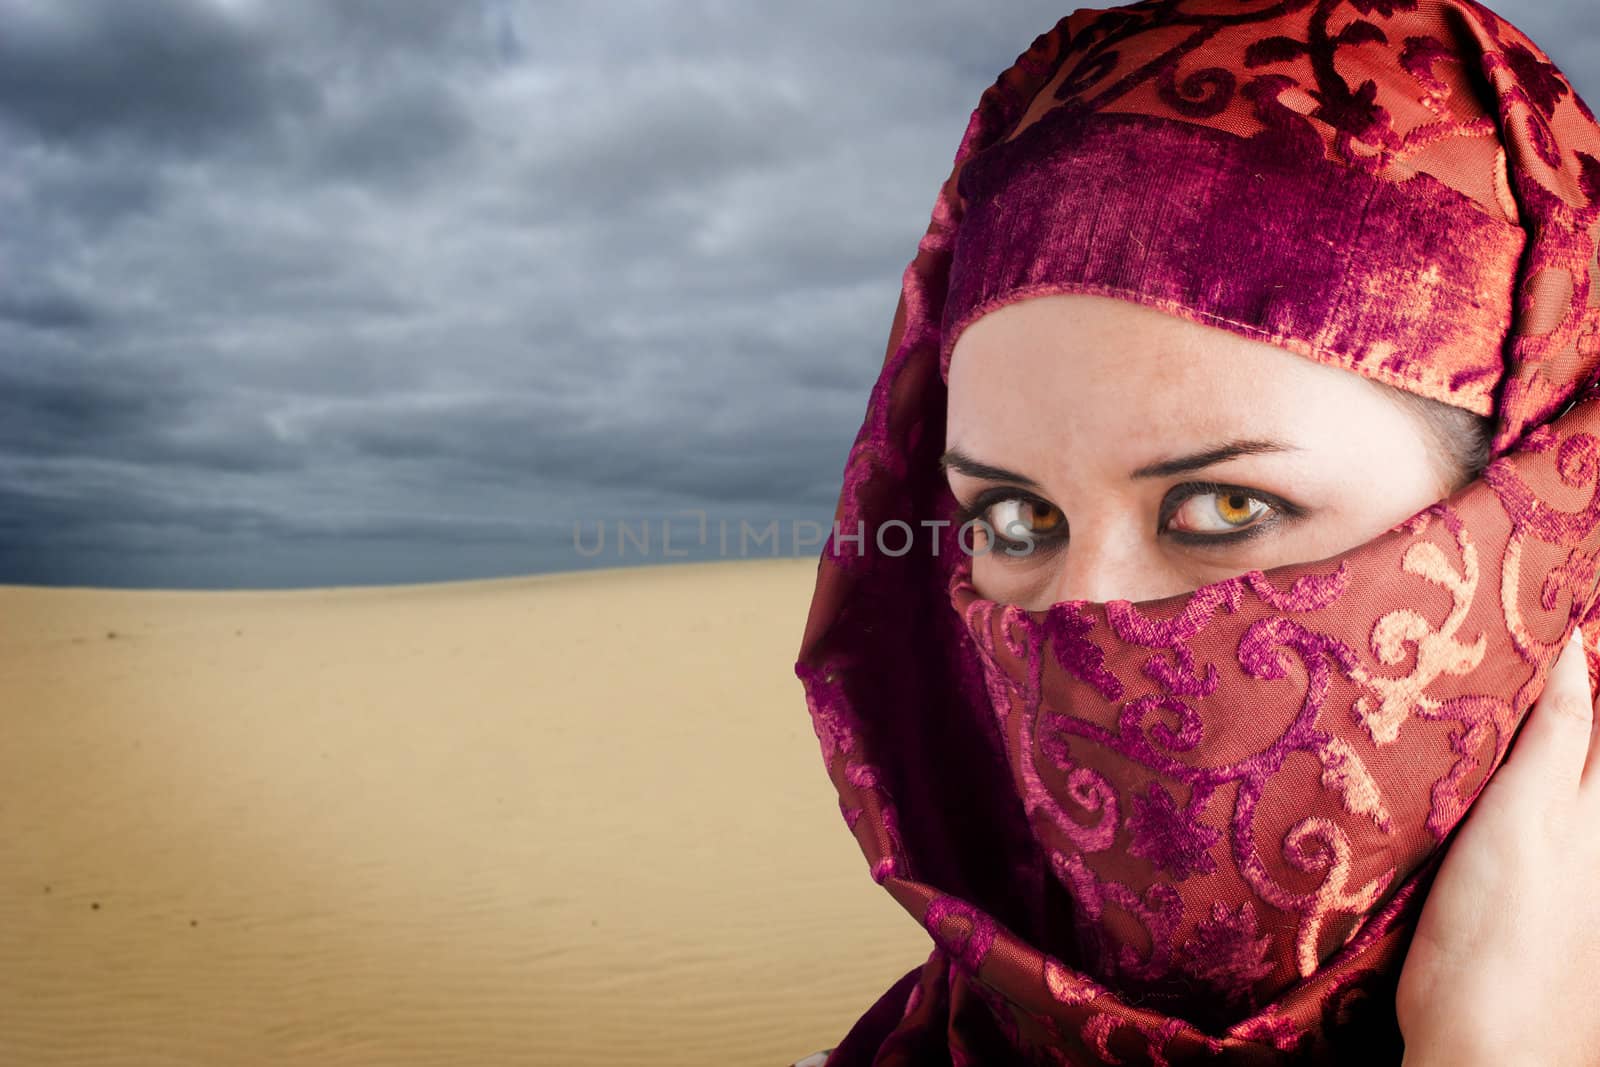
(950, 480), (1308, 559)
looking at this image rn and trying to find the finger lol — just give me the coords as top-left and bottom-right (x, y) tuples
(1581, 630), (1600, 794)
(1499, 629), (1593, 800)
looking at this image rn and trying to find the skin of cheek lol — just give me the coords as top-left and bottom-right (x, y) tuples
(944, 293), (1453, 608)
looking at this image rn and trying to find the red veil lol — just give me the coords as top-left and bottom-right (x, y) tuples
(795, 0), (1600, 1062)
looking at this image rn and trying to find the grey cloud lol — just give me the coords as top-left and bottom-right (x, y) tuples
(8, 146), (166, 237)
(0, 358), (305, 475)
(0, 288), (98, 331)
(0, 0), (320, 153)
(302, 79), (477, 191)
(0, 0), (1594, 589)
(519, 71), (818, 218)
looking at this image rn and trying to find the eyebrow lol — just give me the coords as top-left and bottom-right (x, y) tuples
(1129, 438), (1300, 478)
(939, 438), (1298, 485)
(939, 447), (1043, 489)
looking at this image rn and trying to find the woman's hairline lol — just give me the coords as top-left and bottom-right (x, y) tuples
(1368, 380), (1496, 494)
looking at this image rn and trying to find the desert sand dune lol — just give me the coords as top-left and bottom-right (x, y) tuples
(0, 558), (929, 1066)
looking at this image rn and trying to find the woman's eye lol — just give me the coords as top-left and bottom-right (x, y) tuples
(985, 495), (1062, 537)
(984, 497), (1065, 542)
(1168, 490), (1273, 535)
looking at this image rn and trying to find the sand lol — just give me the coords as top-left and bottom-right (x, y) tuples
(0, 558), (930, 1066)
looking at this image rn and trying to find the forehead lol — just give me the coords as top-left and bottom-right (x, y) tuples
(945, 294), (1328, 443)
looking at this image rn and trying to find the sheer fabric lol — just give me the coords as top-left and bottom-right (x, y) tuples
(794, 1), (1600, 1062)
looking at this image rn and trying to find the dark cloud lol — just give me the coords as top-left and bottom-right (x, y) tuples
(0, 0), (319, 154)
(0, 288), (98, 331)
(0, 0), (1593, 588)
(302, 79), (476, 191)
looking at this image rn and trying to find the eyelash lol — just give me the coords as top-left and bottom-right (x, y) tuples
(952, 481), (1303, 555)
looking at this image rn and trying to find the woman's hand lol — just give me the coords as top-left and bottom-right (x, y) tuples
(1396, 628), (1600, 1067)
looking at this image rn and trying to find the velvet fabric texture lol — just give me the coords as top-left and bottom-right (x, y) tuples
(793, 0), (1600, 1063)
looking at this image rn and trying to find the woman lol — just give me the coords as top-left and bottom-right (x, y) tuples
(793, 0), (1600, 1063)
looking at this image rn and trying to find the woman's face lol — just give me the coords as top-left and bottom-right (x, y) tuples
(944, 293), (1460, 610)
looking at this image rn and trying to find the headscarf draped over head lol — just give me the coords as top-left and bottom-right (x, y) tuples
(795, 0), (1600, 1062)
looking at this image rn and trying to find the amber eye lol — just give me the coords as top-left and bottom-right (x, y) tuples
(1169, 490), (1271, 534)
(986, 497), (1065, 541)
(1215, 492), (1259, 525)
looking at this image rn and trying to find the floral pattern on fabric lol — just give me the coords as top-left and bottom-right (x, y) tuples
(794, 0), (1600, 1063)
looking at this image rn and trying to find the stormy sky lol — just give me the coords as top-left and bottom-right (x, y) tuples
(1, 1), (1594, 589)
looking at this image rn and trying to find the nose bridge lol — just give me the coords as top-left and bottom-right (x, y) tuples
(1043, 524), (1152, 607)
